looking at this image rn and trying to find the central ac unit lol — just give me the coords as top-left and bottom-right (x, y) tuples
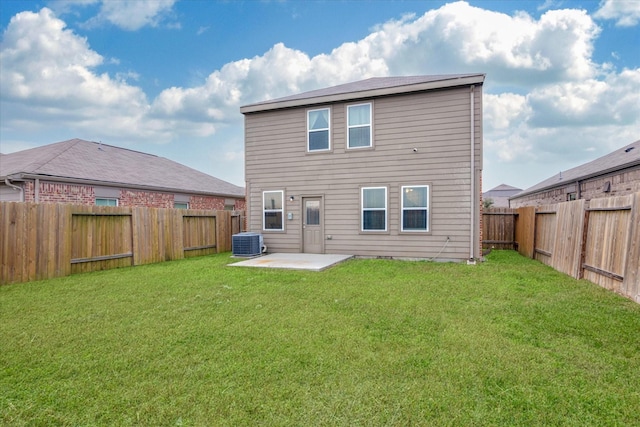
(232, 232), (265, 257)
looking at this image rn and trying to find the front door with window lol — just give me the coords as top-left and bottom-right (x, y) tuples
(303, 197), (323, 253)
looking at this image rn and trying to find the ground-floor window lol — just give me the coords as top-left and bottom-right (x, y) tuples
(95, 198), (118, 206)
(263, 190), (284, 231)
(361, 187), (387, 231)
(401, 185), (429, 232)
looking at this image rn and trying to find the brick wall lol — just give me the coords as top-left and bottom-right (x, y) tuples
(21, 179), (245, 209)
(509, 187), (569, 208)
(579, 169), (640, 201)
(510, 168), (640, 208)
(120, 189), (174, 208)
(189, 195), (246, 210)
(24, 181), (95, 205)
(189, 195), (227, 210)
(234, 199), (247, 211)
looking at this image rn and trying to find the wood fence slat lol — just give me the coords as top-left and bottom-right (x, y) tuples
(484, 192), (639, 302)
(515, 206), (535, 258)
(482, 207), (516, 250)
(551, 200), (585, 279)
(584, 194), (634, 292)
(534, 204), (557, 267)
(1, 202), (244, 285)
(623, 192), (640, 302)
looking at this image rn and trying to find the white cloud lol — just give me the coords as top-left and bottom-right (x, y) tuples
(528, 69), (640, 127)
(594, 0), (640, 27)
(0, 8), (156, 140)
(1, 1), (638, 190)
(374, 2), (601, 86)
(82, 0), (178, 30)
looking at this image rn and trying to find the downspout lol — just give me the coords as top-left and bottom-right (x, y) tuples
(469, 85), (475, 261)
(4, 178), (24, 201)
(35, 178), (40, 203)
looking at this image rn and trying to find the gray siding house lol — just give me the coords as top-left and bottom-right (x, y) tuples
(240, 74), (485, 261)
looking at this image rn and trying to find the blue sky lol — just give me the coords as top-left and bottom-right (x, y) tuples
(1, 0), (638, 191)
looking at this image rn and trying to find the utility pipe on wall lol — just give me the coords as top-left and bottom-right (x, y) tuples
(4, 178), (24, 201)
(469, 85), (475, 261)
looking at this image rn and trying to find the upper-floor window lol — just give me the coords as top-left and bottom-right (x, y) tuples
(174, 202), (189, 209)
(307, 108), (330, 152)
(263, 190), (284, 231)
(348, 103), (372, 149)
(361, 186), (387, 231)
(401, 185), (429, 232)
(96, 198), (118, 206)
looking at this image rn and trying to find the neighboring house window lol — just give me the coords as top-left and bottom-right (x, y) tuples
(263, 190), (284, 231)
(308, 108), (330, 151)
(567, 193), (577, 201)
(96, 198), (118, 206)
(402, 185), (429, 232)
(174, 202), (189, 209)
(348, 103), (372, 148)
(361, 187), (387, 231)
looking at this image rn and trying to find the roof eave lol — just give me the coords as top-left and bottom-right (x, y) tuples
(240, 74), (485, 114)
(5, 173), (245, 199)
(509, 161), (640, 200)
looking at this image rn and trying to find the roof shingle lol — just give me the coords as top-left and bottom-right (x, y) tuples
(512, 139), (640, 199)
(0, 139), (244, 198)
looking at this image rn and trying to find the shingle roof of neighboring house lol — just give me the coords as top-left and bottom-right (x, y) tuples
(483, 184), (522, 198)
(511, 139), (640, 199)
(240, 73), (485, 113)
(0, 139), (245, 198)
(483, 184), (523, 208)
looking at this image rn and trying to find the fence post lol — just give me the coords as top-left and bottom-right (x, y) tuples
(578, 208), (590, 280)
(215, 210), (232, 253)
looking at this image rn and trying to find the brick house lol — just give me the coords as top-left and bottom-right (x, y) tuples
(0, 139), (245, 210)
(509, 139), (640, 208)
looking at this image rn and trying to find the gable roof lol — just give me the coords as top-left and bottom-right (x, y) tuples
(483, 184), (522, 198)
(240, 73), (485, 113)
(1, 139), (244, 198)
(511, 139), (640, 199)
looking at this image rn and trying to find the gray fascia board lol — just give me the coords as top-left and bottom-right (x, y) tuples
(240, 75), (485, 114)
(8, 173), (245, 199)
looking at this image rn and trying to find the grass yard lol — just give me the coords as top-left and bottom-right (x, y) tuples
(1, 251), (639, 426)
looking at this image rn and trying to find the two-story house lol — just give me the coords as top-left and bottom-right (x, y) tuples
(240, 74), (485, 261)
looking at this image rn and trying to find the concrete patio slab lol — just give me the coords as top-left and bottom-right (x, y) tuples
(228, 253), (353, 271)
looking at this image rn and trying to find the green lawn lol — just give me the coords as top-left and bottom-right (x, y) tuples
(1, 251), (639, 426)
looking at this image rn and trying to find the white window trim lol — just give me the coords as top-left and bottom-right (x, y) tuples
(263, 190), (284, 231)
(347, 102), (373, 149)
(307, 107), (331, 152)
(361, 186), (387, 232)
(174, 202), (189, 209)
(401, 185), (430, 232)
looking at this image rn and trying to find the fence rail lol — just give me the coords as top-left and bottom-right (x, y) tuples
(0, 202), (244, 285)
(483, 192), (640, 303)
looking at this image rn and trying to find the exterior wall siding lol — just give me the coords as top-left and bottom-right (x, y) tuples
(245, 86), (483, 260)
(13, 179), (244, 209)
(510, 167), (640, 208)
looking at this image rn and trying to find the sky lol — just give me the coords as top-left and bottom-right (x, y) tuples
(0, 0), (638, 192)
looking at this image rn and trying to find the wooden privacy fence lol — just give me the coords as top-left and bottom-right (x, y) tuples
(0, 202), (244, 285)
(483, 192), (640, 303)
